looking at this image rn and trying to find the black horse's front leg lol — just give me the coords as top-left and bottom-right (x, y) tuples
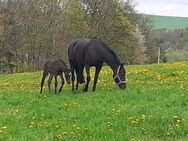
(76, 79), (79, 90)
(71, 69), (75, 92)
(83, 65), (90, 92)
(92, 65), (102, 92)
(54, 75), (58, 94)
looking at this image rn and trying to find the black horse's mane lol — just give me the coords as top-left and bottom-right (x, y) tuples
(97, 39), (121, 63)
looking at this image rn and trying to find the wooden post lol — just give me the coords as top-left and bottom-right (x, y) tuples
(157, 47), (160, 64)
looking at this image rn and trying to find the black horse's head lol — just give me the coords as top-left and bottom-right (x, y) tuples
(64, 69), (71, 84)
(113, 63), (126, 89)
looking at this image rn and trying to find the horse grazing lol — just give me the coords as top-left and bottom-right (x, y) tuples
(68, 38), (126, 92)
(40, 59), (71, 94)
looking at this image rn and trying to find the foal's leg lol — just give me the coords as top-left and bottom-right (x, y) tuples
(58, 74), (65, 93)
(83, 65), (90, 92)
(48, 74), (53, 93)
(92, 65), (102, 92)
(40, 71), (48, 93)
(54, 75), (58, 94)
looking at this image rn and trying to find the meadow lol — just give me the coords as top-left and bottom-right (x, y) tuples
(148, 15), (188, 29)
(0, 62), (188, 141)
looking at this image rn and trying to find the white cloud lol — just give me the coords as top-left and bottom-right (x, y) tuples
(135, 0), (188, 17)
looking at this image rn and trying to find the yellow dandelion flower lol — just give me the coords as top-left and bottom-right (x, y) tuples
(15, 109), (19, 113)
(176, 119), (181, 123)
(173, 116), (178, 119)
(2, 126), (7, 129)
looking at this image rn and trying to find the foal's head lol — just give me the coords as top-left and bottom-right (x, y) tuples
(113, 63), (127, 89)
(64, 69), (71, 84)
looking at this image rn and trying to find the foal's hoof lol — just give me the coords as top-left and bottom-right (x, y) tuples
(83, 89), (88, 93)
(72, 90), (76, 94)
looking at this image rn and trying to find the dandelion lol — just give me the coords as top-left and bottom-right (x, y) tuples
(30, 122), (34, 125)
(55, 125), (60, 128)
(173, 116), (178, 119)
(15, 109), (19, 113)
(141, 114), (146, 120)
(176, 119), (181, 123)
(108, 129), (113, 132)
(2, 126), (7, 129)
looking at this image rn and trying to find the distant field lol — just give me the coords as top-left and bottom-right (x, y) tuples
(147, 15), (188, 29)
(0, 62), (188, 141)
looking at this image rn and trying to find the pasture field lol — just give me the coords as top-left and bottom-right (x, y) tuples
(0, 62), (188, 141)
(148, 14), (188, 29)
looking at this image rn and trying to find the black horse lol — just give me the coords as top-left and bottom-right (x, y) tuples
(68, 38), (126, 92)
(40, 59), (71, 94)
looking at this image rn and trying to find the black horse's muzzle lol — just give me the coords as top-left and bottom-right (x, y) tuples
(119, 82), (127, 89)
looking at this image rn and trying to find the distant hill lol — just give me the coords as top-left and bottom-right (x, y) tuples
(146, 15), (188, 30)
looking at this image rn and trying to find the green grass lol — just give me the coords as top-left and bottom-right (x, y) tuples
(0, 62), (188, 141)
(147, 14), (188, 29)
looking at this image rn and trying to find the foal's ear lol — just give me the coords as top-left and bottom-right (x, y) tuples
(121, 63), (124, 67)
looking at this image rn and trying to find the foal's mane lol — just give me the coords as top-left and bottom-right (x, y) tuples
(58, 59), (68, 69)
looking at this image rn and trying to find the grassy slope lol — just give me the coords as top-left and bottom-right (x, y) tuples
(148, 15), (188, 29)
(0, 62), (188, 141)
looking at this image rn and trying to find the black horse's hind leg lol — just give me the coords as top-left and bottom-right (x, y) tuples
(40, 71), (48, 93)
(58, 74), (65, 93)
(83, 65), (90, 92)
(76, 79), (79, 90)
(92, 65), (102, 92)
(71, 69), (75, 92)
(75, 69), (79, 90)
(76, 66), (85, 90)
(48, 74), (53, 93)
(54, 75), (58, 94)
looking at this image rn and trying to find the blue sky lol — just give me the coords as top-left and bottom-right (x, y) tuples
(135, 0), (188, 17)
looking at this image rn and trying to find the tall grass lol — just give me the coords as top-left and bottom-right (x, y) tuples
(0, 62), (188, 141)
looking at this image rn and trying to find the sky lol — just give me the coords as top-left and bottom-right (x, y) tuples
(135, 0), (188, 17)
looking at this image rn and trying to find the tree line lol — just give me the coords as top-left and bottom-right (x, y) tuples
(0, 0), (155, 73)
(150, 28), (188, 62)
